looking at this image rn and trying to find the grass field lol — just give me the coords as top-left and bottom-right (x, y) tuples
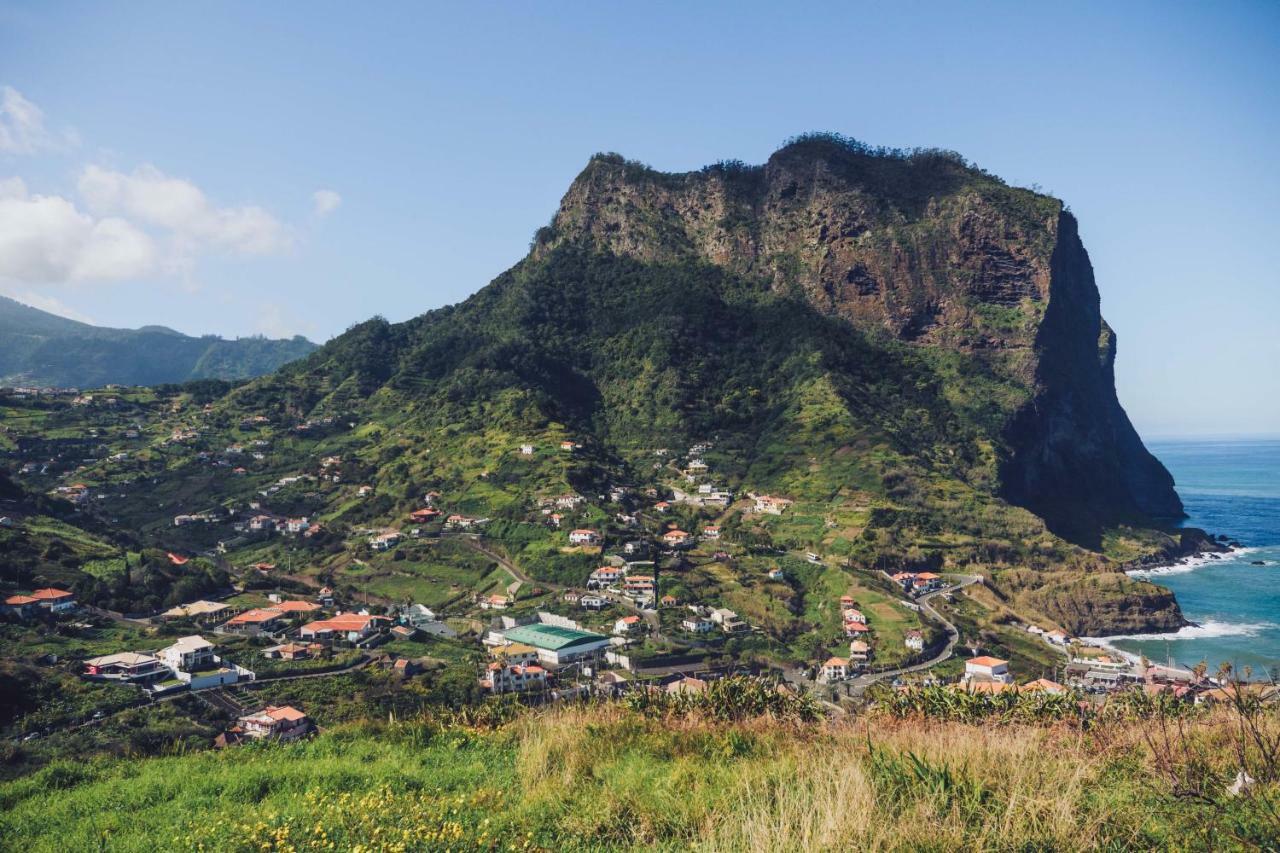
(1, 699), (1277, 851)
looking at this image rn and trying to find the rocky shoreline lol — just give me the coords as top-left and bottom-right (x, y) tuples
(1106, 527), (1240, 636)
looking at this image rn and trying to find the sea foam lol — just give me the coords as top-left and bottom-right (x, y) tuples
(1126, 547), (1261, 578)
(1092, 619), (1277, 644)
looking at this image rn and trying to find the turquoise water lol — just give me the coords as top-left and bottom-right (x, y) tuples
(1105, 439), (1280, 675)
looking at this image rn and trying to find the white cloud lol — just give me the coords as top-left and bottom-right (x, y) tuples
(312, 188), (342, 217)
(79, 164), (292, 256)
(0, 177), (155, 283)
(0, 86), (75, 155)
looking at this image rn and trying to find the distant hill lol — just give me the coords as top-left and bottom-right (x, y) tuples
(0, 296), (318, 387)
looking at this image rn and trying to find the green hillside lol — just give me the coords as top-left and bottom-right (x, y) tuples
(1, 139), (1208, 644)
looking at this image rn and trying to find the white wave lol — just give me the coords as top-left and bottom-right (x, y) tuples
(1089, 619), (1278, 644)
(1126, 547), (1262, 578)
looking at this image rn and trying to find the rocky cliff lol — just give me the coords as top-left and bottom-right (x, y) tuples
(537, 134), (1183, 543)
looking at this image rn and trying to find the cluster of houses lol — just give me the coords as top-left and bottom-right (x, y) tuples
(586, 562), (658, 607)
(752, 494), (794, 515)
(682, 604), (747, 635)
(889, 571), (944, 596)
(3, 587), (78, 618)
(83, 634), (255, 696)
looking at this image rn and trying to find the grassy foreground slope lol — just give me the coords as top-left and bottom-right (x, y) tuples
(2, 699), (1277, 851)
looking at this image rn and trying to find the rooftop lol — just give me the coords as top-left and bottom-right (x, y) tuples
(503, 623), (607, 651)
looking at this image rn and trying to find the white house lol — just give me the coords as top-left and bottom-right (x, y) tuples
(964, 655), (1013, 685)
(484, 662), (548, 694)
(753, 495), (793, 515)
(29, 588), (77, 613)
(160, 635), (216, 672)
(682, 617), (714, 634)
(819, 657), (850, 683)
(904, 629), (924, 652)
(709, 608), (747, 633)
(614, 615), (642, 635)
(569, 529), (601, 546)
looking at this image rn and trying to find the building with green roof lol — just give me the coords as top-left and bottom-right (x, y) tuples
(498, 623), (611, 665)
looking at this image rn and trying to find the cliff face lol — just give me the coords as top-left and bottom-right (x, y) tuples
(538, 137), (1183, 542)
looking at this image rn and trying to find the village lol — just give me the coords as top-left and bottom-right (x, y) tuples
(2, 379), (1273, 762)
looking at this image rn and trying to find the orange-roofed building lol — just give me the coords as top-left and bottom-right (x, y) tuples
(271, 600), (321, 613)
(568, 529), (601, 546)
(662, 529), (691, 547)
(223, 608), (286, 635)
(237, 705), (311, 741)
(300, 613), (388, 642)
(29, 588), (77, 612)
(3, 595), (40, 618)
(1020, 678), (1067, 695)
(820, 657), (850, 682)
(964, 655), (1012, 684)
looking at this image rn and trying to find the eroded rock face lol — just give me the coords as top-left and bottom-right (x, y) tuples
(540, 138), (1182, 538)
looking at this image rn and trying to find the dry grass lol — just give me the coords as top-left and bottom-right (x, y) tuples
(2, 700), (1277, 851)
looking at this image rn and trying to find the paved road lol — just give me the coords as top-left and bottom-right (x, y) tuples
(843, 574), (984, 695)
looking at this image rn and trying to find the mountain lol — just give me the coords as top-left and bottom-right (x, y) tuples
(0, 295), (318, 387)
(16, 135), (1205, 640)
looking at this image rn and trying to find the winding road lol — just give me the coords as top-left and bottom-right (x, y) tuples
(843, 573), (983, 695)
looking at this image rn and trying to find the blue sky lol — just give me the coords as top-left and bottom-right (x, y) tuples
(1, 1), (1277, 436)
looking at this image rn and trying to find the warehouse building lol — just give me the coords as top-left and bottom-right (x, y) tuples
(488, 622), (611, 667)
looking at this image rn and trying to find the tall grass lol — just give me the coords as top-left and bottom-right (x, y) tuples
(0, 700), (1277, 851)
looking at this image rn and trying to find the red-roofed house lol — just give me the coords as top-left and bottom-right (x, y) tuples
(569, 529), (600, 546)
(484, 662), (547, 694)
(662, 529), (691, 547)
(964, 655), (1013, 685)
(3, 594), (39, 618)
(614, 615), (642, 635)
(300, 613), (389, 643)
(271, 600), (321, 614)
(237, 705), (312, 741)
(29, 588), (77, 613)
(222, 608), (287, 636)
(819, 657), (850, 682)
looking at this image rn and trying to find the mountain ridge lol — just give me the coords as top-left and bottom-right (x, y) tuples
(8, 136), (1202, 640)
(0, 294), (318, 387)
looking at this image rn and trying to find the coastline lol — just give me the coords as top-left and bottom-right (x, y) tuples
(1125, 545), (1260, 579)
(1089, 540), (1278, 668)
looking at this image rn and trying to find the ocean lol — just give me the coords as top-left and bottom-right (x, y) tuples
(1101, 438), (1280, 676)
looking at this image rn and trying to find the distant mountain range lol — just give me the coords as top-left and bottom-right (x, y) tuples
(0, 295), (318, 387)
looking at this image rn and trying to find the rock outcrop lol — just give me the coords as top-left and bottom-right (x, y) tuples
(539, 135), (1183, 542)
